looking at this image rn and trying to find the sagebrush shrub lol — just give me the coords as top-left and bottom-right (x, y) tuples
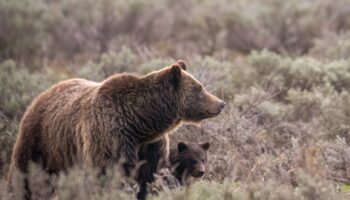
(0, 60), (60, 119)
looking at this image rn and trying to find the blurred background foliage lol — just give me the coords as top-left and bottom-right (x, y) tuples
(1, 0), (350, 199)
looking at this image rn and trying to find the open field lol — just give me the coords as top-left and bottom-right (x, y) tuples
(1, 0), (350, 199)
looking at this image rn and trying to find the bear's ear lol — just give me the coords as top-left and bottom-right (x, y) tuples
(169, 63), (182, 88)
(178, 142), (188, 153)
(200, 142), (210, 150)
(176, 60), (186, 71)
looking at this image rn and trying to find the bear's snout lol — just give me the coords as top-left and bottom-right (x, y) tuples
(197, 170), (205, 177)
(192, 162), (206, 178)
(202, 90), (226, 117)
(219, 101), (226, 109)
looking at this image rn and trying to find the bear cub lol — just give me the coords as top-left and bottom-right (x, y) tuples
(169, 141), (210, 185)
(145, 141), (210, 198)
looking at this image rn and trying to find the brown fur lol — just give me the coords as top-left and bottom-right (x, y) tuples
(137, 141), (210, 199)
(169, 142), (210, 185)
(136, 138), (169, 200)
(8, 60), (225, 199)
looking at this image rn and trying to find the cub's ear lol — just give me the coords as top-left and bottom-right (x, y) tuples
(176, 60), (186, 71)
(200, 142), (210, 150)
(169, 63), (182, 88)
(178, 142), (188, 153)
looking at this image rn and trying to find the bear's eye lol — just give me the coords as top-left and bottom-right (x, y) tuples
(198, 92), (204, 99)
(188, 159), (197, 165)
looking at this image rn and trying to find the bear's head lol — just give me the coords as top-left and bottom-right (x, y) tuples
(158, 60), (225, 123)
(174, 141), (210, 178)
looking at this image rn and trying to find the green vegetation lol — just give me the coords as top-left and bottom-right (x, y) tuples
(1, 0), (350, 199)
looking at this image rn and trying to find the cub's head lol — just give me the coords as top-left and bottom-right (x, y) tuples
(175, 141), (210, 178)
(156, 60), (225, 122)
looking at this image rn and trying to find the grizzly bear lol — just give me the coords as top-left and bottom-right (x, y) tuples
(169, 141), (210, 184)
(8, 60), (225, 199)
(136, 138), (169, 199)
(137, 141), (210, 199)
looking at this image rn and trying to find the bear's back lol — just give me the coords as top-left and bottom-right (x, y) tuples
(25, 78), (99, 125)
(17, 78), (101, 171)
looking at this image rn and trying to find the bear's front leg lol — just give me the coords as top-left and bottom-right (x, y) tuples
(136, 136), (169, 200)
(118, 139), (138, 177)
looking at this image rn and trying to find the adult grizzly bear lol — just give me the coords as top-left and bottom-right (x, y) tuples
(8, 60), (225, 199)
